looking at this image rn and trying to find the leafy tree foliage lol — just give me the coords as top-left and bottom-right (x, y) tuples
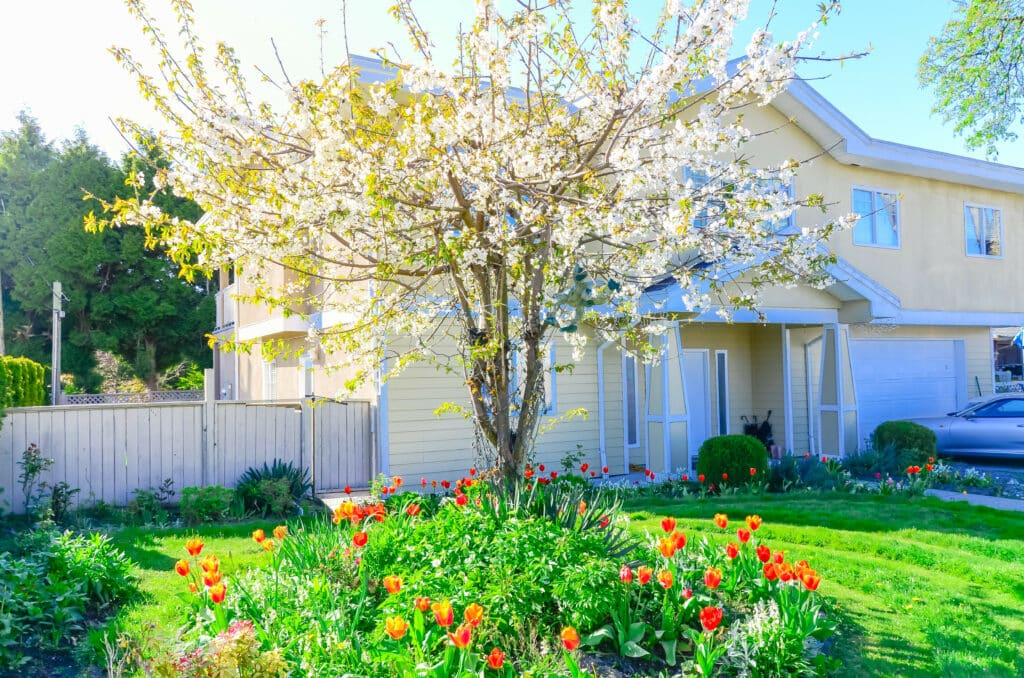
(0, 114), (212, 390)
(920, 0), (1024, 158)
(99, 0), (854, 476)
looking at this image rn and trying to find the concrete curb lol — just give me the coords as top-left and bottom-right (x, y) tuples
(925, 489), (1024, 512)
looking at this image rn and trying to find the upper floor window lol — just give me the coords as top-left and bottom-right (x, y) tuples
(685, 168), (794, 232)
(852, 188), (900, 248)
(964, 204), (1002, 258)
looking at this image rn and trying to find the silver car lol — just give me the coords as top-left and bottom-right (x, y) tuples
(906, 394), (1024, 457)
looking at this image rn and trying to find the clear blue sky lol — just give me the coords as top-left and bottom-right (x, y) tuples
(1, 1), (1020, 167)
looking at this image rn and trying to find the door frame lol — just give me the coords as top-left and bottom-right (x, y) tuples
(683, 349), (712, 471)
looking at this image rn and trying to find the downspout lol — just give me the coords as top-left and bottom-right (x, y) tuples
(596, 340), (614, 477)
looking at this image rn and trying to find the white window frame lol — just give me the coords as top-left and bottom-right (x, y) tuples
(684, 168), (795, 233)
(715, 350), (729, 435)
(964, 202), (1004, 259)
(623, 353), (640, 448)
(851, 186), (901, 249)
(262, 358), (277, 400)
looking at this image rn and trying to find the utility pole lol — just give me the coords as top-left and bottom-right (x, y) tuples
(51, 281), (63, 405)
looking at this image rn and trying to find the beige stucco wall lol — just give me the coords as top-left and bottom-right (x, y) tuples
(739, 104), (1024, 313)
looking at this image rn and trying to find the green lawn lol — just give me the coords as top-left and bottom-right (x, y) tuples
(623, 492), (1024, 677)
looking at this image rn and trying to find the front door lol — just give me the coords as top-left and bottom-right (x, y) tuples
(683, 350), (710, 471)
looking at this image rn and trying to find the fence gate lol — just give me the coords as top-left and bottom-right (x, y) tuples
(311, 400), (374, 493)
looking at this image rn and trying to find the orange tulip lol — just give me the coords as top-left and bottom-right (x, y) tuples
(252, 529), (266, 543)
(560, 626), (580, 651)
(637, 566), (653, 585)
(262, 539), (275, 552)
(670, 530), (687, 550)
(658, 537), (677, 558)
(713, 513), (728, 529)
(406, 503), (421, 516)
(725, 542), (739, 559)
(763, 562), (779, 581)
(415, 596), (431, 612)
(185, 537), (204, 556)
(448, 623), (473, 649)
(385, 615), (409, 640)
(203, 569), (222, 587)
(464, 602), (484, 627)
(209, 582), (226, 604)
(802, 571), (822, 591)
(657, 570), (673, 589)
(704, 566), (722, 589)
(200, 555), (219, 573)
(273, 525), (287, 540)
(746, 514), (762, 531)
(175, 559), (189, 576)
(383, 575), (402, 594)
(432, 600), (454, 627)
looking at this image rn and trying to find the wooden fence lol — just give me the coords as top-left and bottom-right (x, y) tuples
(0, 380), (374, 514)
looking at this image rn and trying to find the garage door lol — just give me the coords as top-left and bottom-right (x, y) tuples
(850, 339), (965, 442)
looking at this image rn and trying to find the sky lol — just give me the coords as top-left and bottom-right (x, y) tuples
(1, 0), (1020, 167)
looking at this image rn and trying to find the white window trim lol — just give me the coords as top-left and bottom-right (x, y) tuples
(262, 358), (277, 401)
(851, 185), (901, 249)
(963, 202), (1004, 260)
(623, 353), (640, 448)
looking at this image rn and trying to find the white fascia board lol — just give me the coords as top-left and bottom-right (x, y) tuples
(775, 81), (1024, 194)
(886, 310), (1024, 327)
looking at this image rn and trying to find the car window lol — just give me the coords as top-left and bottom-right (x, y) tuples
(972, 398), (1024, 417)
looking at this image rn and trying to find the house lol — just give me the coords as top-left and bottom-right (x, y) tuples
(210, 56), (1024, 485)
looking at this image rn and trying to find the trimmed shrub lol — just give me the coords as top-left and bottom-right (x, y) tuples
(871, 421), (936, 473)
(0, 356), (47, 408)
(697, 434), (769, 485)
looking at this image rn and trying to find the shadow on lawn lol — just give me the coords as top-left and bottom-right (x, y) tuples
(830, 607), (933, 677)
(622, 493), (1024, 542)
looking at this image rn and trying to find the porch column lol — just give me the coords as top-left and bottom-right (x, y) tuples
(817, 324), (859, 456)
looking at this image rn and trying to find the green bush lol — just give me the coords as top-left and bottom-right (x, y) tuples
(0, 528), (138, 670)
(125, 479), (174, 525)
(179, 485), (238, 525)
(235, 460), (311, 517)
(768, 455), (801, 492)
(0, 356), (47, 409)
(871, 421), (937, 474)
(696, 434), (769, 486)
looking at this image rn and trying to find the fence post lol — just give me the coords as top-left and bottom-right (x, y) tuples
(203, 369), (216, 487)
(301, 398), (314, 494)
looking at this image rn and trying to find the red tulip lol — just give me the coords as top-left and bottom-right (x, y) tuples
(620, 564), (633, 583)
(561, 626), (580, 651)
(406, 503), (421, 516)
(722, 472), (728, 481)
(486, 647), (505, 669)
(538, 464), (545, 472)
(580, 463), (589, 473)
(699, 606), (723, 631)
(599, 515), (610, 528)
(704, 566), (722, 589)
(455, 494), (468, 506)
(802, 571), (822, 591)
(352, 531), (368, 548)
(725, 542), (739, 559)
(756, 544), (771, 563)
(750, 467), (757, 476)
(415, 596), (431, 612)
(737, 528), (751, 543)
(661, 516), (677, 533)
(469, 467), (477, 476)
(763, 562), (779, 581)
(344, 485), (351, 494)
(698, 474), (706, 483)
(682, 587), (693, 600)
(774, 550), (785, 565)
(671, 530), (687, 550)
(602, 466), (609, 474)
(637, 566), (653, 585)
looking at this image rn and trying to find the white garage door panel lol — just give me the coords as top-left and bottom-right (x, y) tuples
(851, 339), (963, 443)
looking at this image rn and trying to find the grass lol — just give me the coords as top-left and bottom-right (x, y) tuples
(622, 491), (1024, 677)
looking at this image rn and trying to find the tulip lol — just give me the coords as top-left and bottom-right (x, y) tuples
(745, 514), (762, 531)
(578, 500), (587, 516)
(539, 464), (545, 472)
(756, 544), (771, 563)
(380, 616), (405, 641)
(774, 550), (785, 565)
(383, 575), (402, 594)
(200, 555), (219, 573)
(661, 516), (677, 533)
(188, 583), (198, 594)
(763, 563), (779, 581)
(704, 566), (722, 589)
(352, 531), (368, 548)
(698, 474), (706, 483)
(637, 566), (653, 585)
(464, 602), (484, 627)
(344, 485), (351, 494)
(273, 525), (287, 540)
(203, 570), (222, 587)
(737, 528), (751, 543)
(750, 467), (757, 476)
(658, 537), (677, 558)
(620, 564), (633, 583)
(682, 587), (693, 600)
(580, 463), (589, 473)
(725, 542), (739, 559)
(657, 570), (673, 589)
(252, 529), (265, 543)
(722, 472), (729, 481)
(441, 480), (451, 489)
(209, 582), (226, 604)
(670, 530), (687, 550)
(713, 513), (728, 529)
(175, 559), (189, 577)
(432, 600), (454, 627)
(486, 647), (505, 669)
(185, 538), (204, 556)
(602, 466), (609, 474)
(406, 503), (421, 516)
(560, 626), (580, 651)
(455, 494), (468, 506)
(415, 596), (430, 612)
(599, 515), (610, 528)
(802, 571), (822, 591)
(448, 623), (473, 649)
(262, 539), (274, 552)
(394, 476), (404, 487)
(699, 606), (723, 631)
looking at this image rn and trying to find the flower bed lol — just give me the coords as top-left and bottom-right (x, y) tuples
(157, 468), (834, 676)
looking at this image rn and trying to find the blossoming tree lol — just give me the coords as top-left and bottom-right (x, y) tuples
(95, 0), (855, 476)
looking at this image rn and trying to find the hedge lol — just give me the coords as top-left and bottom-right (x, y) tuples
(0, 356), (47, 409)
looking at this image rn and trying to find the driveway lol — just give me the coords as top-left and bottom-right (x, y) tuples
(942, 457), (1024, 500)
